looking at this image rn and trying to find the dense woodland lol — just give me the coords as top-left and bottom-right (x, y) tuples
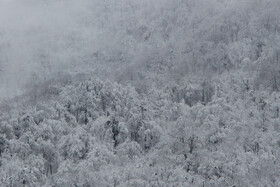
(1, 0), (280, 186)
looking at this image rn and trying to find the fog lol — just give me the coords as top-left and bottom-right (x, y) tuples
(0, 0), (155, 99)
(0, 0), (209, 99)
(0, 0), (96, 99)
(0, 0), (276, 100)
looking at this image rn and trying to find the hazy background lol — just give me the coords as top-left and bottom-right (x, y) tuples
(0, 0), (280, 99)
(0, 0), (102, 99)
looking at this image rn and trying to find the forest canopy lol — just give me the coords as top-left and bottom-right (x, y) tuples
(1, 0), (280, 186)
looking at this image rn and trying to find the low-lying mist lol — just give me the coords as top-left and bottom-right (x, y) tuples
(0, 0), (189, 100)
(0, 0), (277, 100)
(0, 0), (102, 99)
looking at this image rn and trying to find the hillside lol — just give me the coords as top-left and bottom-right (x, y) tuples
(1, 0), (280, 186)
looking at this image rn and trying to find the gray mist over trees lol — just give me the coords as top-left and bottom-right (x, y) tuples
(1, 0), (280, 186)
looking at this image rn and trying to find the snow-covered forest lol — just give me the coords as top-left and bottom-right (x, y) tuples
(1, 0), (280, 186)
